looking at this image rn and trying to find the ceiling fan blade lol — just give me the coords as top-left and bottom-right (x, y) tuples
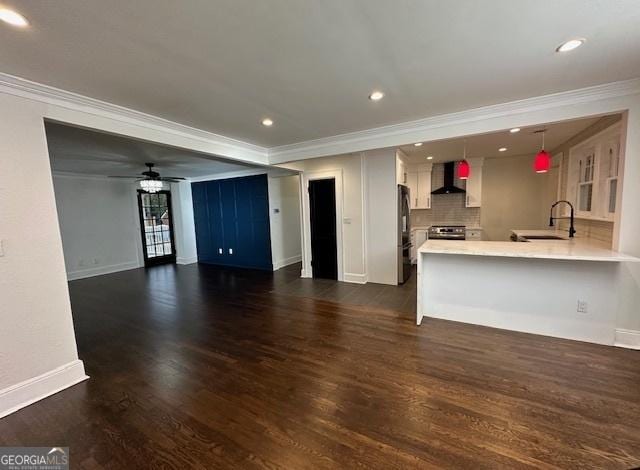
(108, 175), (142, 179)
(160, 176), (187, 180)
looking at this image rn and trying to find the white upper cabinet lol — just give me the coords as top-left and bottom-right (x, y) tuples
(406, 163), (432, 209)
(464, 158), (484, 208)
(567, 123), (622, 221)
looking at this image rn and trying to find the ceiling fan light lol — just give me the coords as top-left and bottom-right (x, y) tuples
(140, 179), (163, 193)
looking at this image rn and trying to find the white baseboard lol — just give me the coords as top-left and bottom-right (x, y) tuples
(67, 261), (141, 281)
(300, 268), (311, 278)
(0, 360), (88, 419)
(614, 329), (640, 350)
(177, 256), (198, 265)
(273, 254), (302, 271)
(344, 272), (368, 284)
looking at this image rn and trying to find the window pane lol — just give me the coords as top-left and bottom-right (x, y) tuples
(609, 179), (617, 213)
(163, 243), (172, 255)
(143, 206), (155, 219)
(579, 183), (592, 212)
(155, 243), (164, 256)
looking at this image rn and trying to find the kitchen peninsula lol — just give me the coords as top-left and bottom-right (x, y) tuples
(417, 233), (639, 346)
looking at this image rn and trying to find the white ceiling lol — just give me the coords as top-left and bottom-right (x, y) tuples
(399, 115), (606, 164)
(1, 1), (639, 148)
(45, 122), (260, 177)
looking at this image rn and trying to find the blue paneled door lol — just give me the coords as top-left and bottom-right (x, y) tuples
(192, 174), (273, 270)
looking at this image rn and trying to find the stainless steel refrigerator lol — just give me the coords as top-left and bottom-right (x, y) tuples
(397, 184), (412, 284)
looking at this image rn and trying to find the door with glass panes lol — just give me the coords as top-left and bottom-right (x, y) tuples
(137, 190), (177, 266)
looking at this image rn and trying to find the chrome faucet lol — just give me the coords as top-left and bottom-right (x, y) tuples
(549, 200), (576, 238)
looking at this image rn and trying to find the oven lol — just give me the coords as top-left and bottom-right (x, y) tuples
(427, 225), (466, 240)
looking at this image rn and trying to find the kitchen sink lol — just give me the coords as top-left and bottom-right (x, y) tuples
(521, 235), (566, 240)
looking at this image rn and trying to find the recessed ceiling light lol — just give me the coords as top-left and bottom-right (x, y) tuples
(0, 7), (29, 27)
(556, 38), (585, 53)
(426, 156), (434, 160)
(261, 118), (273, 127)
(369, 91), (384, 101)
(509, 128), (521, 133)
(414, 142), (423, 147)
(499, 147), (507, 152)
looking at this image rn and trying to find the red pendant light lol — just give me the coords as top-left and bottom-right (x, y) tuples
(533, 129), (551, 173)
(458, 160), (470, 179)
(458, 141), (470, 180)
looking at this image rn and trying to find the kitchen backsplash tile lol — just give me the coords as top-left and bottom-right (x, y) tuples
(412, 193), (480, 228)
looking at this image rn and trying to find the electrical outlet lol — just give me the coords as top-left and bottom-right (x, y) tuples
(0, 239), (4, 257)
(577, 300), (588, 314)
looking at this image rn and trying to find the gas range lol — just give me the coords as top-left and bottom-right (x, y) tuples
(428, 225), (466, 240)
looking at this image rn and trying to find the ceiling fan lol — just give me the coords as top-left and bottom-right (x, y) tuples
(109, 162), (186, 193)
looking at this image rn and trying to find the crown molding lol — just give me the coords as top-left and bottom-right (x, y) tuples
(267, 78), (640, 164)
(189, 167), (269, 183)
(3, 72), (638, 167)
(0, 72), (268, 164)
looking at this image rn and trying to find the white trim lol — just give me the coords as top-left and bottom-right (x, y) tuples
(67, 261), (141, 281)
(0, 72), (268, 164)
(273, 255), (302, 271)
(359, 152), (368, 279)
(52, 171), (122, 181)
(614, 329), (640, 350)
(344, 272), (368, 284)
(177, 256), (198, 265)
(0, 360), (88, 419)
(189, 168), (269, 183)
(268, 79), (640, 163)
(300, 169), (344, 282)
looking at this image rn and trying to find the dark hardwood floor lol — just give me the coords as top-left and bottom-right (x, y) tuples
(1, 263), (640, 469)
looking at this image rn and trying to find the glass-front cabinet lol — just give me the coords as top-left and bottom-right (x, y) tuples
(567, 123), (622, 221)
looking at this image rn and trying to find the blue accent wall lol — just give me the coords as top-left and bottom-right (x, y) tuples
(192, 174), (273, 270)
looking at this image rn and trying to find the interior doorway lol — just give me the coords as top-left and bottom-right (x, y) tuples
(137, 190), (177, 266)
(308, 178), (338, 279)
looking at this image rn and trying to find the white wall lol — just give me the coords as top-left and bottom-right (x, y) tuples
(281, 153), (366, 282)
(365, 148), (398, 285)
(53, 176), (198, 280)
(268, 174), (302, 270)
(0, 93), (87, 417)
(171, 181), (198, 265)
(480, 154), (552, 241)
(53, 175), (144, 280)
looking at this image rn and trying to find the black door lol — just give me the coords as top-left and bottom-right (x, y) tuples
(137, 190), (177, 267)
(309, 179), (338, 280)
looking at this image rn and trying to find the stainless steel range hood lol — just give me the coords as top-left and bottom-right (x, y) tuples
(431, 162), (465, 195)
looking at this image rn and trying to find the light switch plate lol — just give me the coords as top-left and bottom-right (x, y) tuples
(0, 239), (4, 257)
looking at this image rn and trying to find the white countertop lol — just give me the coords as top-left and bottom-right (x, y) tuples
(418, 238), (639, 262)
